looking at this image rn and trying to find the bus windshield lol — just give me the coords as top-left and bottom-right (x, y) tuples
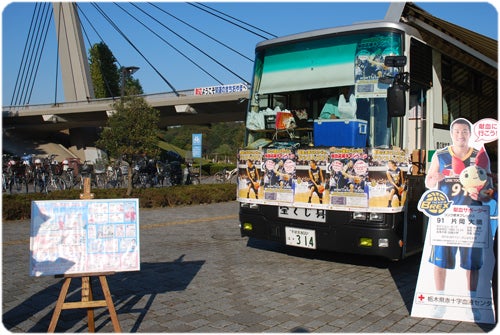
(246, 30), (403, 149)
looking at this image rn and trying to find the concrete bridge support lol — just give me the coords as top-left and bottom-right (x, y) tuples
(53, 3), (104, 162)
(53, 3), (95, 102)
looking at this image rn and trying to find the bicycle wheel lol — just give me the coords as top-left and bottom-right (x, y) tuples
(229, 174), (238, 184)
(15, 177), (23, 192)
(192, 177), (200, 185)
(214, 172), (224, 183)
(56, 177), (67, 190)
(22, 177), (29, 193)
(8, 176), (15, 194)
(95, 174), (106, 189)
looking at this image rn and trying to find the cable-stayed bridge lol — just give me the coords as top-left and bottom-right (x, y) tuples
(3, 3), (255, 160)
(3, 87), (249, 132)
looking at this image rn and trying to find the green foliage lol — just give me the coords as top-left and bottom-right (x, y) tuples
(89, 42), (120, 98)
(2, 184), (237, 221)
(123, 76), (143, 96)
(96, 94), (161, 195)
(97, 95), (161, 161)
(162, 122), (245, 160)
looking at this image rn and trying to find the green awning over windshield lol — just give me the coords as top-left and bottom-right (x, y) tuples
(258, 38), (357, 93)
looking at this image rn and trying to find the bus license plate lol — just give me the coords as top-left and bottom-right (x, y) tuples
(285, 227), (316, 249)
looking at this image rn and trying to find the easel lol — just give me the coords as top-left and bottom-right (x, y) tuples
(48, 177), (122, 332)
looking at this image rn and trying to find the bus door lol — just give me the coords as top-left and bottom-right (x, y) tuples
(403, 38), (433, 256)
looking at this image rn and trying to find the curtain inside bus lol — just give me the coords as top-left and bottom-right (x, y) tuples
(257, 32), (402, 96)
(258, 37), (357, 94)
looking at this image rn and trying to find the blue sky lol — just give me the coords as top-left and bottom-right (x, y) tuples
(2, 2), (498, 106)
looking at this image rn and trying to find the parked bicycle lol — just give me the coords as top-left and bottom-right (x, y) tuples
(184, 163), (200, 185)
(7, 159), (29, 193)
(214, 167), (238, 183)
(32, 159), (48, 193)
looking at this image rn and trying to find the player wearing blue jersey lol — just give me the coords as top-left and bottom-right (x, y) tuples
(425, 118), (492, 319)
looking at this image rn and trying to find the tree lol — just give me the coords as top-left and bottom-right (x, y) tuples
(121, 69), (144, 96)
(96, 93), (160, 195)
(89, 42), (120, 98)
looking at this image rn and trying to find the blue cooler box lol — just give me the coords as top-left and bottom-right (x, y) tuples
(314, 119), (367, 147)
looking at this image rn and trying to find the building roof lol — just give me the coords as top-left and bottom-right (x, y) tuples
(395, 2), (497, 66)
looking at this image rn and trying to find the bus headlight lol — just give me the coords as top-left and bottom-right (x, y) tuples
(352, 212), (384, 222)
(369, 212), (384, 222)
(241, 203), (259, 210)
(378, 238), (389, 248)
(352, 212), (366, 220)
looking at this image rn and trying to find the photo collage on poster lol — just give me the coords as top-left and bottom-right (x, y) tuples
(237, 146), (408, 212)
(30, 199), (140, 277)
(354, 33), (401, 98)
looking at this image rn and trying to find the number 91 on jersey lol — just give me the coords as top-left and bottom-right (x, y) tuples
(285, 227), (316, 249)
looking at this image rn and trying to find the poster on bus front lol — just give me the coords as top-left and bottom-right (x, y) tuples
(237, 147), (410, 212)
(260, 148), (295, 203)
(294, 148), (329, 208)
(367, 148), (408, 211)
(327, 148), (369, 208)
(237, 149), (264, 203)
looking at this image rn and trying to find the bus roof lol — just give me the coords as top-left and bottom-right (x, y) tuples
(256, 2), (497, 70)
(255, 21), (417, 51)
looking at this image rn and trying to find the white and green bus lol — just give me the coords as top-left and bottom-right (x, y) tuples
(237, 4), (497, 260)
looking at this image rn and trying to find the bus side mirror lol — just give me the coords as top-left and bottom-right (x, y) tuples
(387, 83), (406, 117)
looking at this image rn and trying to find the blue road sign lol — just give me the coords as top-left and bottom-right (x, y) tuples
(192, 133), (202, 158)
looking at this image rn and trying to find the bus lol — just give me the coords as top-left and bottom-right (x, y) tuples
(236, 3), (497, 260)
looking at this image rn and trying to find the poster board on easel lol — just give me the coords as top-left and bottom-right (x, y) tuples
(30, 198), (140, 277)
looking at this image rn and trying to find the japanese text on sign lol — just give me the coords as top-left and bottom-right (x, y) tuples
(194, 83), (248, 95)
(430, 205), (490, 248)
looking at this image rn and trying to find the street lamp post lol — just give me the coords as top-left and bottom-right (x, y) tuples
(121, 66), (140, 98)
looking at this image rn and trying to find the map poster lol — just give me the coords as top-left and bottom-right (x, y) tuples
(30, 199), (140, 277)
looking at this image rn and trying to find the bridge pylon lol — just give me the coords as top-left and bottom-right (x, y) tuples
(53, 3), (103, 162)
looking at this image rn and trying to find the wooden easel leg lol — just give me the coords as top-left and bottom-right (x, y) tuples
(82, 276), (96, 332)
(99, 275), (122, 332)
(48, 274), (121, 332)
(48, 277), (72, 332)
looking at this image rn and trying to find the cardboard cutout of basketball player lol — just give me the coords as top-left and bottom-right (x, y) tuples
(411, 118), (497, 324)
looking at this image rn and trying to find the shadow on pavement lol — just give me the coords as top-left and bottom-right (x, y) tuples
(3, 255), (204, 332)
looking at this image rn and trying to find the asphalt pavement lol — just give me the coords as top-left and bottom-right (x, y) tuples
(2, 201), (496, 332)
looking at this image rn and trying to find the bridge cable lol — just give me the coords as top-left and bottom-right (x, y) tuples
(9, 3), (38, 106)
(53, 2), (64, 104)
(18, 2), (46, 105)
(188, 2), (277, 40)
(148, 2), (253, 62)
(25, 5), (53, 105)
(194, 2), (277, 39)
(77, 4), (121, 98)
(14, 3), (45, 105)
(130, 2), (249, 84)
(114, 2), (223, 85)
(11, 3), (48, 106)
(91, 2), (180, 96)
